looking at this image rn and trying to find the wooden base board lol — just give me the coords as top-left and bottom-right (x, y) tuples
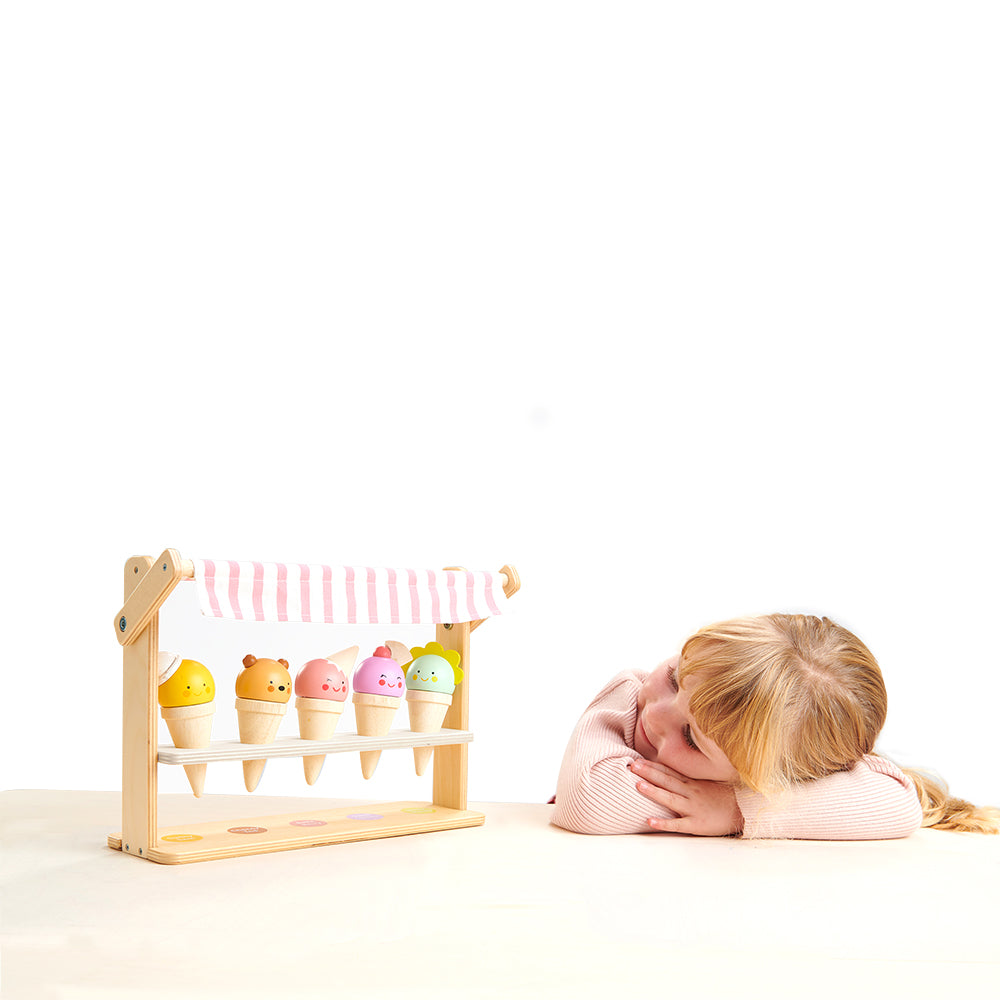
(108, 800), (484, 864)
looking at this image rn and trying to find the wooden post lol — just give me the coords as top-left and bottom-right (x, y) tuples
(431, 620), (472, 810)
(121, 556), (158, 858)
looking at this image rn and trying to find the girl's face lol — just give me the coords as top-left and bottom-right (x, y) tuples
(634, 659), (739, 782)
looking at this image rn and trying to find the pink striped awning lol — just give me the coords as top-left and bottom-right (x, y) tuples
(191, 560), (507, 625)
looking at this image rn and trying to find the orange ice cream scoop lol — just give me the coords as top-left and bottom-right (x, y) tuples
(235, 654), (292, 703)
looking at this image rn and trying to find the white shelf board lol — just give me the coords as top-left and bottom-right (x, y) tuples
(157, 728), (473, 765)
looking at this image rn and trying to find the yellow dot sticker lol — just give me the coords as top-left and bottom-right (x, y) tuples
(162, 833), (203, 842)
(401, 807), (436, 814)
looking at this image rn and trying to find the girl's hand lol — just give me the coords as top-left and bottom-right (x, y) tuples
(629, 758), (744, 836)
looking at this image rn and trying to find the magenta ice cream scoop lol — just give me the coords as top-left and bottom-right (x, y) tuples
(352, 646), (405, 697)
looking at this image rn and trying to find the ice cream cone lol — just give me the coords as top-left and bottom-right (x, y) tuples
(403, 642), (463, 777)
(296, 696), (346, 785)
(157, 654), (216, 797)
(161, 702), (215, 796)
(352, 692), (400, 779)
(406, 689), (452, 775)
(235, 697), (287, 791)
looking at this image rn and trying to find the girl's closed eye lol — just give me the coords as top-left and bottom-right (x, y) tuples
(666, 664), (701, 751)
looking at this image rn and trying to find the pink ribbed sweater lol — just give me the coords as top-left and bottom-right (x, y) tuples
(552, 669), (923, 839)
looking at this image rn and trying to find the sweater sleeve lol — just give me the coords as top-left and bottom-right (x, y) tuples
(551, 670), (677, 835)
(735, 755), (924, 840)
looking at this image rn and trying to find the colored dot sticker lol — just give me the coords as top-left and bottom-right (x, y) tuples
(347, 813), (384, 821)
(228, 826), (268, 834)
(162, 833), (203, 842)
(290, 819), (328, 827)
(401, 807), (436, 815)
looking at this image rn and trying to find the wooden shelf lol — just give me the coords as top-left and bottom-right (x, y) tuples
(157, 727), (473, 765)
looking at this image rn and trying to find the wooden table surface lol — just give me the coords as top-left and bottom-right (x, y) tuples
(2, 790), (998, 999)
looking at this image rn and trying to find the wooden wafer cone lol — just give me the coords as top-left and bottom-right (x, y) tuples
(235, 697), (287, 791)
(161, 702), (215, 796)
(296, 696), (345, 785)
(405, 690), (452, 776)
(352, 692), (400, 779)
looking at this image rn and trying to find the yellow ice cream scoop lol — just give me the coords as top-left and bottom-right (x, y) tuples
(158, 654), (215, 707)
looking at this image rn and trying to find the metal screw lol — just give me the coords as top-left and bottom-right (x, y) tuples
(119, 617), (127, 632)
(443, 623), (453, 630)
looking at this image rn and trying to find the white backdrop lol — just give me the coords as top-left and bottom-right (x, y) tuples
(2, 1), (997, 815)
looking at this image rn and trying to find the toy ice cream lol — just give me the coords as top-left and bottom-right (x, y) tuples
(158, 653), (216, 797)
(404, 642), (463, 776)
(294, 646), (357, 785)
(351, 645), (406, 779)
(235, 654), (292, 791)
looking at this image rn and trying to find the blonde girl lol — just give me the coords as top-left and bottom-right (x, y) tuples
(552, 614), (999, 838)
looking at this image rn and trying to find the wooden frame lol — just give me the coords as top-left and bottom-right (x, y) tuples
(109, 549), (519, 864)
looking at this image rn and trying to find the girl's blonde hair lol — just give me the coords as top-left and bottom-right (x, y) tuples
(678, 614), (999, 834)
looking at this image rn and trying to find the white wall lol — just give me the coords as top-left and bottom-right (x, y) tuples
(2, 2), (997, 814)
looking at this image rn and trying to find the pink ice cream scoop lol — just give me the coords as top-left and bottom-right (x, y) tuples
(294, 647), (358, 786)
(352, 646), (405, 697)
(295, 658), (350, 701)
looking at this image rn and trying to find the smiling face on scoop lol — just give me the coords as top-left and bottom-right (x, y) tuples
(158, 658), (215, 707)
(353, 647), (405, 697)
(404, 642), (463, 695)
(405, 654), (459, 695)
(295, 658), (350, 701)
(235, 655), (292, 703)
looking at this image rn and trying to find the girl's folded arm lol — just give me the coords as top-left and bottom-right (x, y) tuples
(734, 755), (923, 840)
(551, 672), (673, 835)
(553, 752), (667, 834)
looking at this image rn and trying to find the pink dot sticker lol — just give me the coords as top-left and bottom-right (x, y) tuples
(290, 819), (328, 827)
(228, 826), (268, 834)
(347, 813), (384, 821)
